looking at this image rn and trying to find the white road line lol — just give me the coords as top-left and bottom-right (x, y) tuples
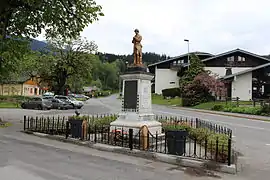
(266, 144), (270, 146)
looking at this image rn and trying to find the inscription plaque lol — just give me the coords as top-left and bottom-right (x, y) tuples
(123, 80), (138, 110)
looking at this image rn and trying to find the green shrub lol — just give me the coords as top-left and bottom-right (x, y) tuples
(162, 88), (180, 98)
(163, 124), (191, 131)
(261, 104), (270, 115)
(93, 90), (111, 97)
(189, 128), (212, 142)
(211, 104), (224, 111)
(224, 106), (262, 115)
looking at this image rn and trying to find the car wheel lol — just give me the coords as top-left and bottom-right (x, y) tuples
(71, 104), (75, 109)
(77, 106), (82, 109)
(21, 103), (26, 109)
(38, 105), (43, 110)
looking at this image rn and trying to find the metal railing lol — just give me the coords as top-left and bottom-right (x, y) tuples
(23, 114), (233, 166)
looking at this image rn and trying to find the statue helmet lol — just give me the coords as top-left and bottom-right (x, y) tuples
(134, 29), (139, 33)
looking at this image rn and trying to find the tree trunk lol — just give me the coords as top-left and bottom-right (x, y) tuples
(55, 70), (68, 95)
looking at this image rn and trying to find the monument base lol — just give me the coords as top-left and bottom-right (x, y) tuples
(110, 112), (162, 135)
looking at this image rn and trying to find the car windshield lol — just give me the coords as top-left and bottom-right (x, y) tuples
(68, 97), (76, 101)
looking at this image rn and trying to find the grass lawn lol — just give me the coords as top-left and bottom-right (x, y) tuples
(193, 100), (254, 110)
(152, 94), (182, 106)
(0, 122), (12, 128)
(0, 101), (20, 108)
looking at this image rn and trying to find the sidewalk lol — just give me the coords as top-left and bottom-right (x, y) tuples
(175, 107), (270, 121)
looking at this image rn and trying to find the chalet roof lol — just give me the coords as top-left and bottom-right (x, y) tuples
(221, 62), (270, 80)
(202, 48), (270, 62)
(148, 51), (213, 67)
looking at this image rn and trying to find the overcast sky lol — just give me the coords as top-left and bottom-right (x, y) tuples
(38, 0), (270, 57)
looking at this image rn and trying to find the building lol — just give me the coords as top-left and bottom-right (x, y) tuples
(0, 76), (49, 96)
(148, 52), (213, 94)
(148, 49), (270, 101)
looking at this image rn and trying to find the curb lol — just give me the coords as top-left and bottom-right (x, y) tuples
(26, 131), (236, 174)
(176, 107), (270, 122)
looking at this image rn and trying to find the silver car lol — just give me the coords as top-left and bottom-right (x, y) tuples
(21, 97), (52, 110)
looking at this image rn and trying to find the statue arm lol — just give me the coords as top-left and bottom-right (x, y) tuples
(134, 35), (142, 42)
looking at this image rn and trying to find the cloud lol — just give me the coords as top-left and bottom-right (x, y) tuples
(38, 0), (270, 56)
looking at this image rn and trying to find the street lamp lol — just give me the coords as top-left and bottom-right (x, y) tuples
(184, 39), (190, 69)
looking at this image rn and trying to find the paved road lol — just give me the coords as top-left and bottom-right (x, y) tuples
(0, 125), (242, 180)
(1, 95), (270, 179)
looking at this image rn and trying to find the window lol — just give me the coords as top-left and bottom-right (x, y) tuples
(177, 60), (180, 64)
(169, 82), (175, 84)
(227, 56), (234, 62)
(238, 56), (245, 61)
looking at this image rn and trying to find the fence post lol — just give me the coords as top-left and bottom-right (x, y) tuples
(23, 115), (26, 131)
(228, 138), (232, 166)
(236, 97), (239, 107)
(94, 125), (97, 143)
(156, 131), (158, 152)
(215, 137), (219, 162)
(129, 128), (133, 150)
(65, 121), (69, 139)
(253, 99), (256, 107)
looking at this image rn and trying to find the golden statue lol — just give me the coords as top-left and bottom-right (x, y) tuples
(132, 29), (143, 65)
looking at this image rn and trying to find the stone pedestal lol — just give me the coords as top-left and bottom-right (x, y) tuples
(110, 66), (162, 135)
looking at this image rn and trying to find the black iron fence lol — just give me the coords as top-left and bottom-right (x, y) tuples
(23, 114), (233, 166)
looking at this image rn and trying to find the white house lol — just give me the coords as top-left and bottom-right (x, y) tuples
(148, 49), (270, 101)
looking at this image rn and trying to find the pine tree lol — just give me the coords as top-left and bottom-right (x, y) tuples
(179, 53), (206, 87)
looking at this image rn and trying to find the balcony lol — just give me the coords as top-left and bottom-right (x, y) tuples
(170, 63), (189, 71)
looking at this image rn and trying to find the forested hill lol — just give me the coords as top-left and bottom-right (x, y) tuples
(30, 39), (171, 65)
(96, 52), (171, 65)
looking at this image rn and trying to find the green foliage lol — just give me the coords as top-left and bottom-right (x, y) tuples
(211, 105), (224, 111)
(223, 106), (263, 115)
(0, 38), (31, 80)
(182, 81), (214, 107)
(179, 54), (212, 107)
(162, 88), (180, 98)
(1, 0), (104, 39)
(152, 94), (182, 106)
(162, 122), (230, 158)
(163, 124), (191, 131)
(34, 37), (98, 95)
(96, 52), (170, 65)
(93, 90), (111, 97)
(178, 53), (206, 87)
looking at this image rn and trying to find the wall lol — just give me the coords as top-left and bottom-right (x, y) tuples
(154, 67), (179, 94)
(231, 72), (252, 100)
(23, 84), (40, 96)
(0, 84), (23, 96)
(205, 67), (251, 77)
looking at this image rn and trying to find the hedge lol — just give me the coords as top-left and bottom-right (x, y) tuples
(162, 88), (180, 98)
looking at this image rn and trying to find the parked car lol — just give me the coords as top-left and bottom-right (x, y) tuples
(43, 96), (73, 110)
(21, 97), (52, 110)
(54, 95), (84, 109)
(75, 94), (90, 100)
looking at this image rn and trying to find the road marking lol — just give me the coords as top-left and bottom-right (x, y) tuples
(266, 144), (270, 146)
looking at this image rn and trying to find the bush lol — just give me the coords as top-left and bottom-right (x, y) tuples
(162, 88), (180, 98)
(93, 90), (111, 97)
(182, 81), (214, 107)
(223, 106), (262, 115)
(211, 105), (224, 111)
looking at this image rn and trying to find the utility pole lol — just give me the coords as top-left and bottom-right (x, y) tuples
(184, 39), (190, 69)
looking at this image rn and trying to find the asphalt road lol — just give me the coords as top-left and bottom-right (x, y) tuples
(0, 125), (241, 180)
(0, 95), (270, 179)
